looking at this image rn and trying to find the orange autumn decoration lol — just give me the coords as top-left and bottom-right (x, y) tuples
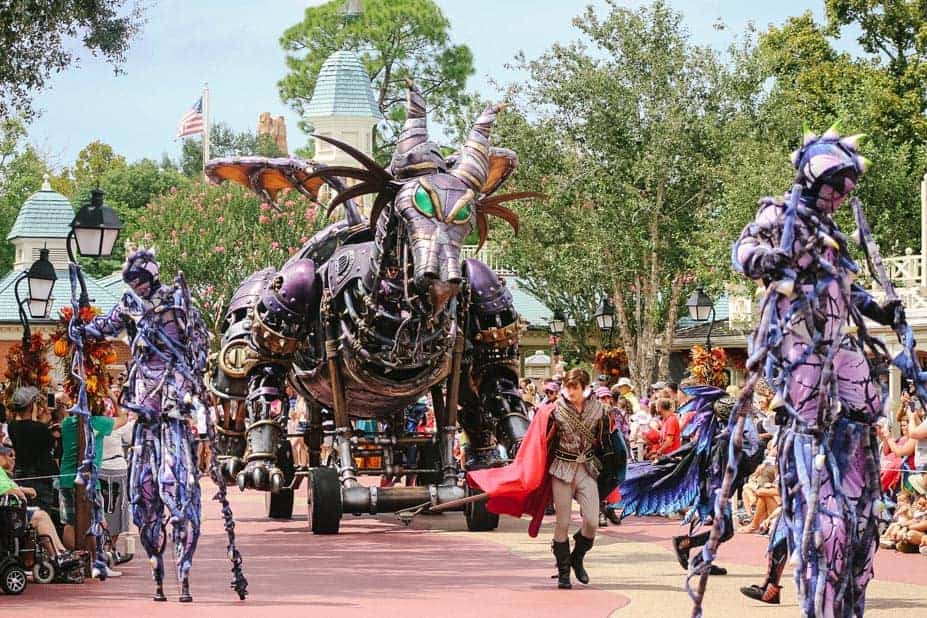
(52, 305), (115, 415)
(688, 344), (728, 388)
(3, 332), (53, 406)
(594, 347), (628, 380)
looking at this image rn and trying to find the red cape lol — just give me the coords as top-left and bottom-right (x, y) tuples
(466, 406), (554, 537)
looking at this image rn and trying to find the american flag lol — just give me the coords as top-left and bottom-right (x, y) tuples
(176, 97), (204, 138)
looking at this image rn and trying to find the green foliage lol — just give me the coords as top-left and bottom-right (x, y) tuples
(0, 135), (48, 272)
(278, 0), (474, 158)
(496, 1), (733, 383)
(65, 146), (192, 277)
(0, 1), (143, 119)
(134, 183), (327, 335)
(181, 122), (284, 177)
(73, 140), (126, 188)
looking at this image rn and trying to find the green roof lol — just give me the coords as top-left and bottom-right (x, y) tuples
(7, 187), (74, 240)
(305, 50), (381, 119)
(96, 272), (127, 294)
(508, 278), (552, 329)
(0, 269), (121, 324)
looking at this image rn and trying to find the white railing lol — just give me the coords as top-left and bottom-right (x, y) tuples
(863, 249), (927, 311)
(461, 244), (516, 277)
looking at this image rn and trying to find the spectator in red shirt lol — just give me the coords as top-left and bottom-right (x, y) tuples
(653, 399), (681, 457)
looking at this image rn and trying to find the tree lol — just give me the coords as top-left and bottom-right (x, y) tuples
(825, 1), (927, 97)
(73, 140), (126, 187)
(181, 122), (283, 177)
(278, 0), (474, 158)
(496, 1), (735, 390)
(0, 120), (49, 271)
(0, 1), (143, 119)
(133, 183), (327, 336)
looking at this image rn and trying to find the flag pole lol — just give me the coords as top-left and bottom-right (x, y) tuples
(202, 82), (210, 182)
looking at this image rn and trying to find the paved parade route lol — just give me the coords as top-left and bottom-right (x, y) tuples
(8, 480), (927, 617)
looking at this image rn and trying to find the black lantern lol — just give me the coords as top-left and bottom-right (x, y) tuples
(69, 189), (123, 260)
(549, 309), (566, 336)
(594, 297), (614, 335)
(686, 288), (716, 348)
(686, 288), (714, 322)
(14, 248), (59, 348)
(25, 248), (57, 319)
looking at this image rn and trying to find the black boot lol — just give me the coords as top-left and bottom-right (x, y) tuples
(153, 578), (167, 602)
(552, 540), (572, 589)
(740, 583), (781, 604)
(672, 534), (692, 569)
(605, 506), (622, 525)
(179, 577), (192, 603)
(741, 536), (786, 604)
(571, 532), (594, 584)
(676, 532), (727, 575)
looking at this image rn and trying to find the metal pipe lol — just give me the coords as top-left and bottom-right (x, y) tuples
(440, 334), (465, 483)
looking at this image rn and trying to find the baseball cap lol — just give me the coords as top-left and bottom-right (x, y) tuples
(543, 380), (559, 393)
(594, 386), (612, 399)
(651, 381), (668, 391)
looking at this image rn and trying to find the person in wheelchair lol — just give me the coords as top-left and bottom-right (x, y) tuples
(0, 445), (80, 571)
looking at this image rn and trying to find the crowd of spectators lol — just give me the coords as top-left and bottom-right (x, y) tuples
(1, 380), (135, 583)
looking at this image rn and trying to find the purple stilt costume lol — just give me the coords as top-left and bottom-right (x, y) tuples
(689, 127), (901, 617)
(84, 249), (247, 602)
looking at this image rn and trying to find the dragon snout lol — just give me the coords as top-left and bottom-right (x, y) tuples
(412, 231), (462, 290)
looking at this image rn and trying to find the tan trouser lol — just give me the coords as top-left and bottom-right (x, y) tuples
(551, 465), (599, 542)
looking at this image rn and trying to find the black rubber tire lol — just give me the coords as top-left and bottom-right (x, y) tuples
(265, 488), (295, 519)
(33, 560), (56, 584)
(464, 486), (499, 532)
(266, 438), (296, 519)
(307, 467), (342, 534)
(1, 564), (27, 594)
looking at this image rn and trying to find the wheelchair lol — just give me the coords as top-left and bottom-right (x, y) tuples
(0, 495), (83, 594)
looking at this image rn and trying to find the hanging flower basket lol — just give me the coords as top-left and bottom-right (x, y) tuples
(688, 344), (728, 388)
(594, 347), (628, 380)
(51, 306), (115, 415)
(3, 332), (53, 405)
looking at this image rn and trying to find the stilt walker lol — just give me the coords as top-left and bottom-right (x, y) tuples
(690, 125), (920, 617)
(82, 249), (247, 602)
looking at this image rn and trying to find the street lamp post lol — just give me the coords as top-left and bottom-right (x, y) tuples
(686, 288), (716, 349)
(549, 309), (565, 355)
(12, 248), (58, 348)
(594, 297), (615, 348)
(66, 189), (122, 575)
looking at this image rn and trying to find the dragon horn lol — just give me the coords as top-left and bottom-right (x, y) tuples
(821, 119), (842, 140)
(855, 155), (871, 174)
(840, 134), (866, 151)
(802, 123), (817, 146)
(393, 81), (428, 163)
(451, 103), (505, 192)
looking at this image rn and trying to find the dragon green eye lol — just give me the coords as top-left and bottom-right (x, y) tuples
(414, 186), (436, 217)
(453, 203), (472, 222)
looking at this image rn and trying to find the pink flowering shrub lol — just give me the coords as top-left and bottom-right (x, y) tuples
(134, 183), (325, 337)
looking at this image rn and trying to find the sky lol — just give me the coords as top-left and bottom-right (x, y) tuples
(26, 1), (851, 168)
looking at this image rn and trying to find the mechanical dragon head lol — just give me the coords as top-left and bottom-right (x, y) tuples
(310, 83), (541, 296)
(204, 83), (540, 309)
(791, 123), (869, 214)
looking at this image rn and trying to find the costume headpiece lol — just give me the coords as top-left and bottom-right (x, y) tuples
(122, 247), (160, 285)
(790, 122), (869, 192)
